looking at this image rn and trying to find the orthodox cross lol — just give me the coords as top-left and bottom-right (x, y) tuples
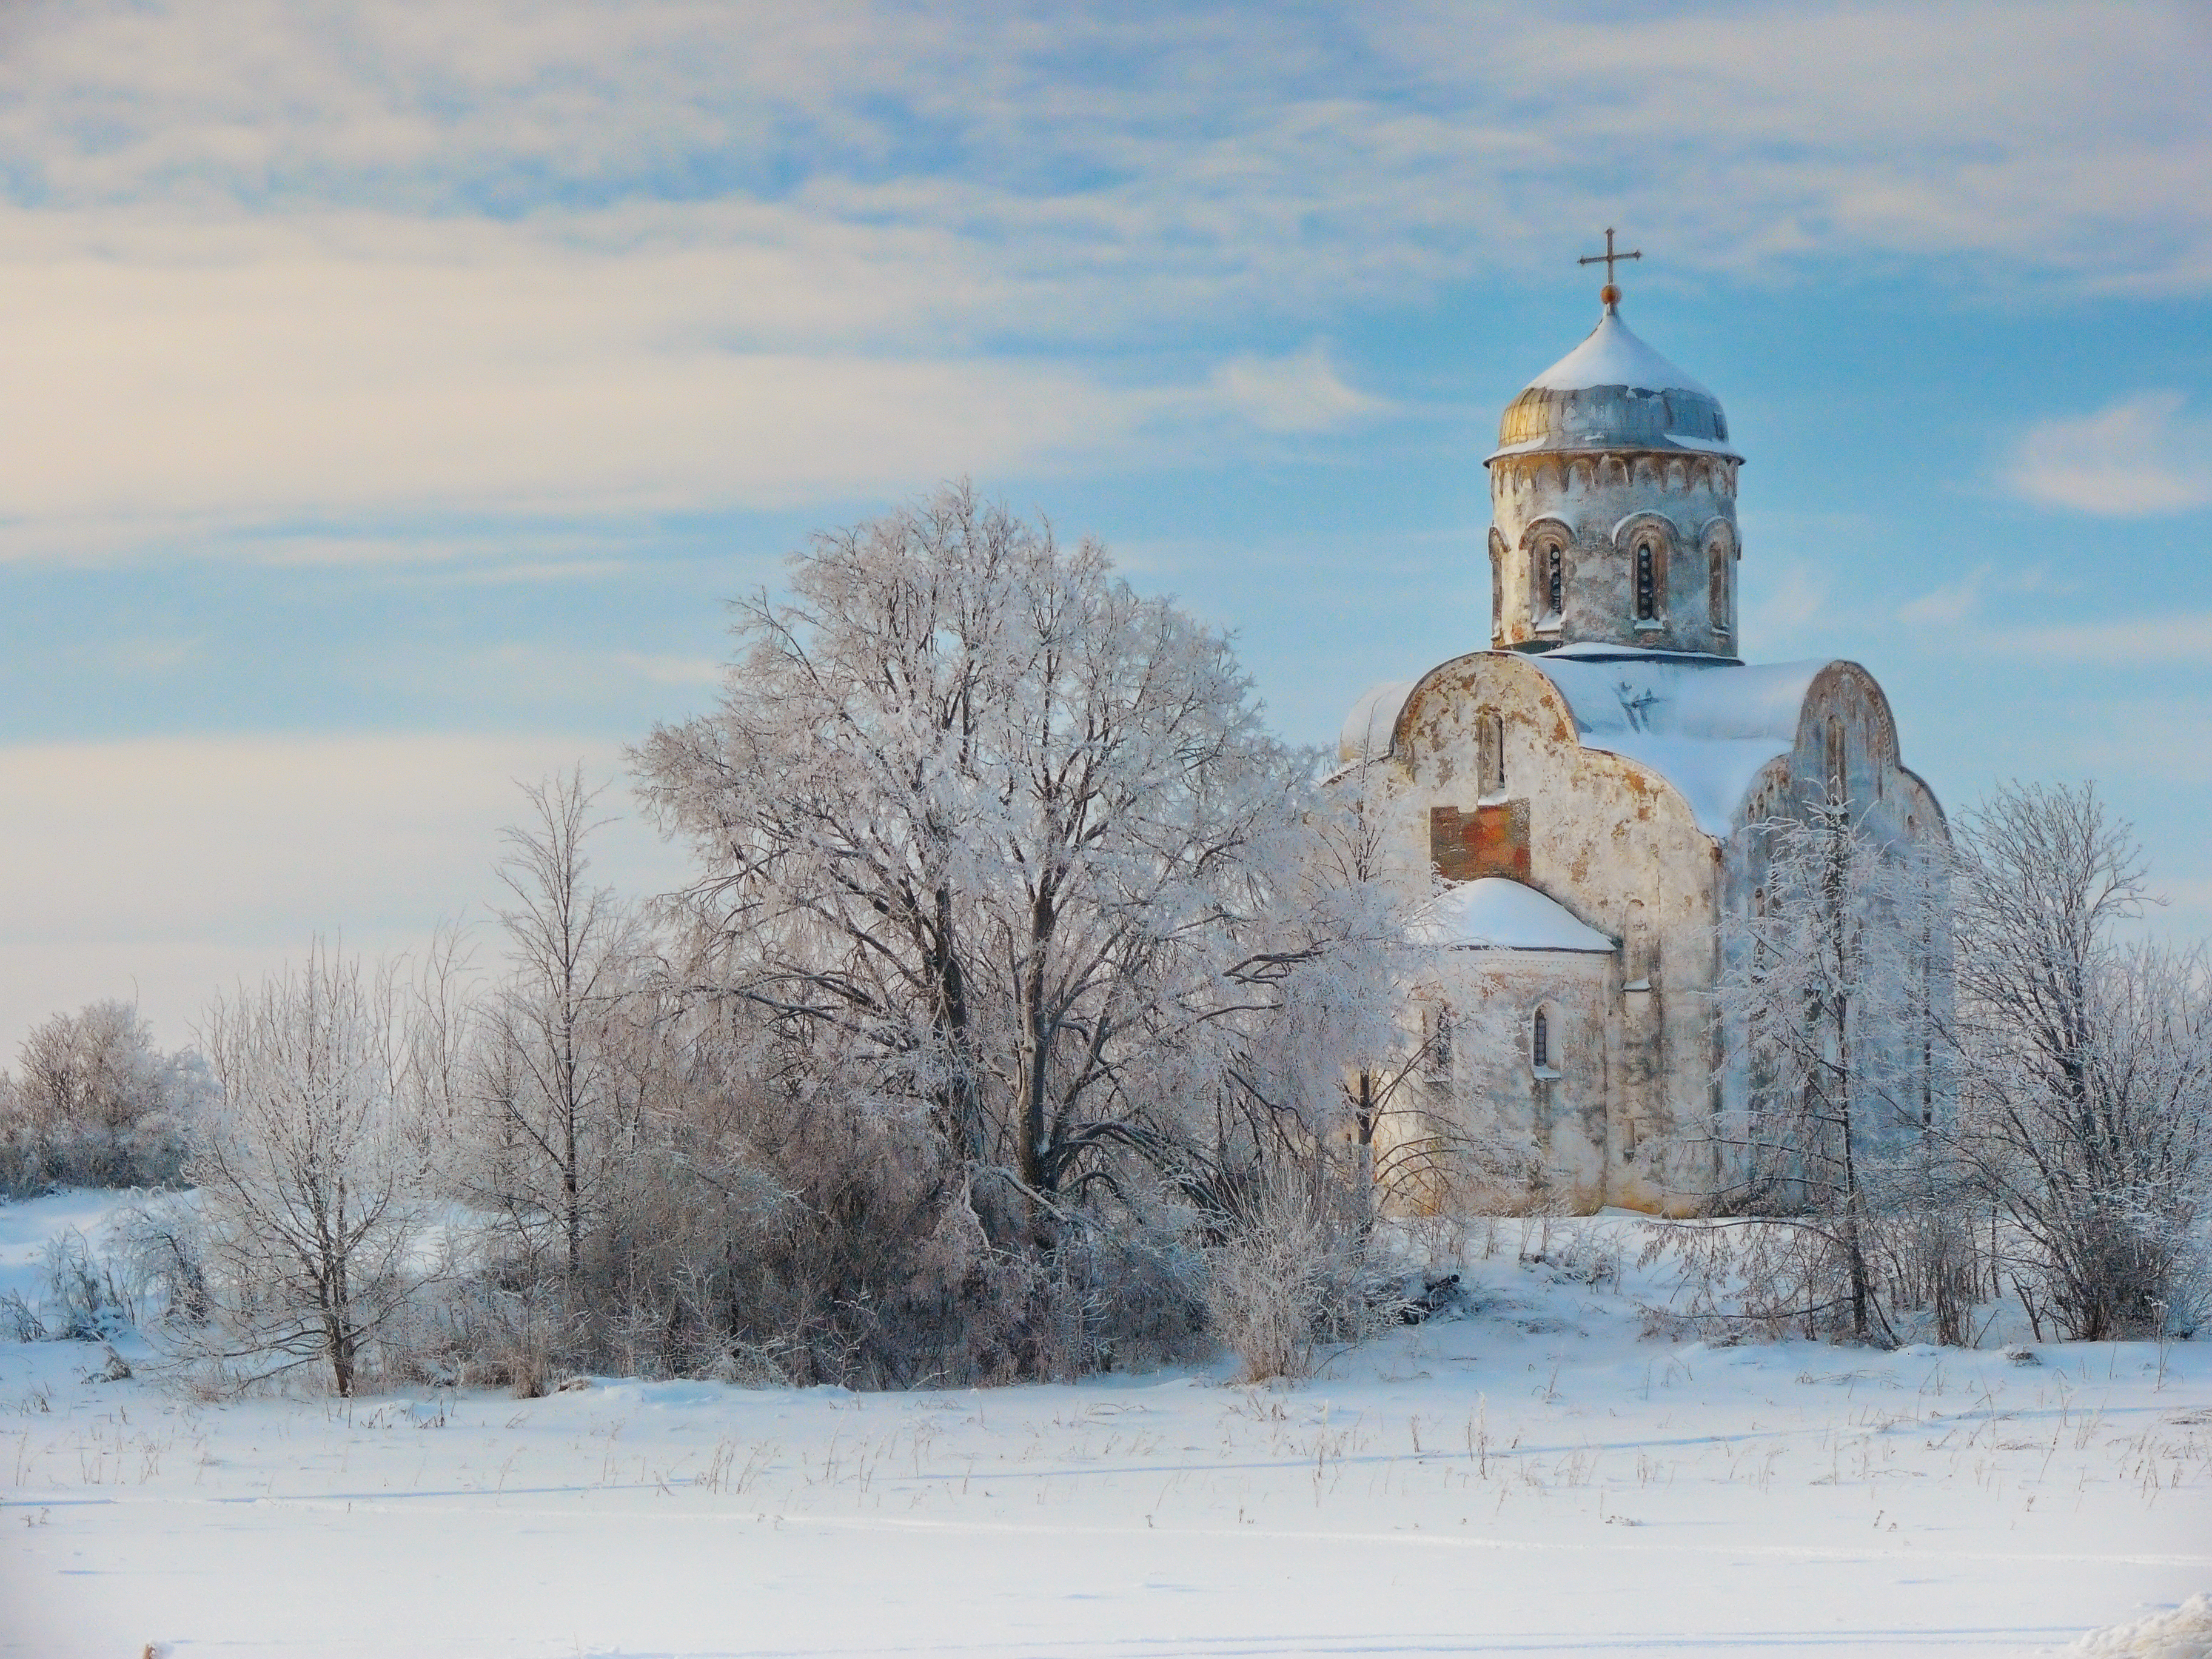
(1578, 228), (1641, 304)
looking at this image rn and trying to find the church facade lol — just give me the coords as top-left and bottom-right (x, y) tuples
(1339, 280), (1946, 1217)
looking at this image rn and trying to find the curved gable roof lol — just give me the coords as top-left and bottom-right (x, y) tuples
(1342, 646), (1842, 837)
(1523, 646), (1825, 834)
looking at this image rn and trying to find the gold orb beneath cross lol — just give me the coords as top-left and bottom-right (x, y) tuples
(1600, 283), (1620, 306)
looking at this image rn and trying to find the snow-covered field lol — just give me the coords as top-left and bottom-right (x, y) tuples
(3, 1193), (2208, 1658)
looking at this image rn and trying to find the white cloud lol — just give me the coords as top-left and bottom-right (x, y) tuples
(0, 209), (1171, 537)
(2009, 392), (2212, 516)
(0, 4), (2201, 545)
(0, 732), (691, 1051)
(1210, 343), (1384, 434)
(1973, 612), (2212, 665)
(1898, 571), (1986, 627)
(1897, 561), (2061, 628)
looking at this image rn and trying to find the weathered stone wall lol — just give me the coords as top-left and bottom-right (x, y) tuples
(1382, 953), (1615, 1214)
(1489, 452), (1741, 657)
(1715, 660), (1952, 1179)
(1360, 651), (1729, 1215)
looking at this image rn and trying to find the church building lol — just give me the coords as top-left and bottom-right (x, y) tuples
(1339, 253), (1946, 1216)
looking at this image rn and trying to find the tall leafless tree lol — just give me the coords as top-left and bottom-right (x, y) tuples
(483, 769), (645, 1285)
(1949, 783), (2212, 1339)
(635, 483), (1310, 1232)
(1711, 795), (1950, 1340)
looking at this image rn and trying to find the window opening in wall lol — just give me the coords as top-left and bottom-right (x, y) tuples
(1478, 711), (1505, 797)
(1634, 542), (1657, 622)
(1426, 1006), (1454, 1098)
(1825, 717), (1846, 803)
(1531, 1007), (1550, 1070)
(1709, 542), (1731, 635)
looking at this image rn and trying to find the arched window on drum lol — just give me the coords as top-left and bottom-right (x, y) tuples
(1529, 531), (1568, 631)
(1706, 526), (1734, 642)
(1625, 523), (1667, 629)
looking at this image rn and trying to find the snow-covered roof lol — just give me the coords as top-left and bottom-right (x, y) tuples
(1523, 647), (1820, 836)
(1489, 305), (1738, 464)
(1413, 877), (1616, 954)
(1526, 308), (1716, 400)
(1338, 646), (1824, 837)
(1339, 679), (1417, 768)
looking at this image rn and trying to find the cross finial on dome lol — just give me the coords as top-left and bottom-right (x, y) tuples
(1577, 227), (1641, 310)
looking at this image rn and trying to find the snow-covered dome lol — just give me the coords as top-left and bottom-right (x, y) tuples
(1490, 304), (1738, 463)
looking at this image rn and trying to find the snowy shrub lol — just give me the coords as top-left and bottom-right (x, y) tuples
(2068, 1592), (2212, 1658)
(387, 1274), (573, 1396)
(1202, 1174), (1392, 1382)
(0, 1000), (203, 1196)
(39, 1228), (133, 1342)
(109, 1198), (212, 1331)
(0, 1289), (43, 1341)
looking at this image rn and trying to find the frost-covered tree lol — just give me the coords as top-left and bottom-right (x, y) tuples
(636, 483), (1310, 1228)
(1712, 795), (1951, 1340)
(1950, 783), (2212, 1339)
(1252, 757), (1435, 1208)
(192, 944), (422, 1395)
(480, 770), (649, 1285)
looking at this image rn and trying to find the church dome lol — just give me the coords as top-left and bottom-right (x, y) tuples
(1489, 305), (1740, 463)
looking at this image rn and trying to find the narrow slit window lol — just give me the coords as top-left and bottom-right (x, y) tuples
(1532, 1008), (1550, 1070)
(1426, 1007), (1455, 1096)
(1543, 545), (1564, 618)
(1479, 711), (1505, 796)
(1709, 541), (1731, 635)
(1634, 543), (1657, 622)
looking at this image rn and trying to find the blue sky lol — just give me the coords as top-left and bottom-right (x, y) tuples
(1, 0), (2208, 1051)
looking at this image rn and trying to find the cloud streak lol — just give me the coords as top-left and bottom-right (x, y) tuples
(0, 731), (688, 1048)
(2009, 392), (2212, 516)
(0, 2), (2204, 545)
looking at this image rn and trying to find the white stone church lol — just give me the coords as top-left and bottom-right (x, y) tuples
(1340, 270), (1946, 1216)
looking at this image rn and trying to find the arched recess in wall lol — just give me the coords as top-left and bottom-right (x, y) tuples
(1613, 514), (1673, 629)
(1530, 1004), (1558, 1076)
(1522, 520), (1572, 631)
(1478, 710), (1506, 797)
(1424, 1000), (1456, 1104)
(1701, 520), (1735, 644)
